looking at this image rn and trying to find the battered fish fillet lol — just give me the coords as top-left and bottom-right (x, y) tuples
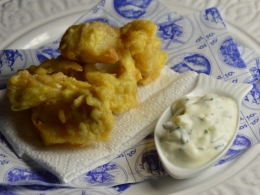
(59, 22), (123, 64)
(7, 70), (91, 111)
(31, 83), (115, 146)
(85, 50), (141, 114)
(8, 67), (115, 145)
(59, 20), (168, 85)
(7, 56), (87, 111)
(120, 20), (168, 85)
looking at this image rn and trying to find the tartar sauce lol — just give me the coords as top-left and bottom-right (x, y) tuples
(160, 93), (238, 168)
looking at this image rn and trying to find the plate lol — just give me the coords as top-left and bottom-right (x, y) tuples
(1, 0), (260, 194)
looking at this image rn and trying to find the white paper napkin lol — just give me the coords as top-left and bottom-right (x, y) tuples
(0, 68), (198, 183)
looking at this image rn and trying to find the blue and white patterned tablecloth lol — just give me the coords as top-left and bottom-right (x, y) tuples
(0, 0), (260, 194)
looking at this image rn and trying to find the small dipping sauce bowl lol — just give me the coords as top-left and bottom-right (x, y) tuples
(154, 73), (253, 179)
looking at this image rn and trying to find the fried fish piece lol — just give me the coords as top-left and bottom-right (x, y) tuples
(59, 20), (168, 85)
(85, 50), (140, 114)
(8, 66), (115, 146)
(120, 20), (168, 85)
(7, 70), (91, 111)
(31, 84), (115, 146)
(59, 22), (123, 64)
(7, 56), (90, 111)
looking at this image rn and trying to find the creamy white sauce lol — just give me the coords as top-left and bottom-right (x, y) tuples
(160, 93), (238, 168)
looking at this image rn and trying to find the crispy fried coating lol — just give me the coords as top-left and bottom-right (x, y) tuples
(59, 22), (123, 64)
(27, 56), (82, 76)
(120, 20), (168, 85)
(27, 56), (86, 81)
(31, 83), (115, 146)
(59, 20), (168, 85)
(7, 56), (87, 111)
(7, 70), (91, 111)
(85, 50), (140, 114)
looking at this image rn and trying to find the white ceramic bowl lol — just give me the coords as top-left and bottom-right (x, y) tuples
(154, 73), (253, 179)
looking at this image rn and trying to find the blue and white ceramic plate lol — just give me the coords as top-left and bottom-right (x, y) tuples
(1, 0), (260, 195)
